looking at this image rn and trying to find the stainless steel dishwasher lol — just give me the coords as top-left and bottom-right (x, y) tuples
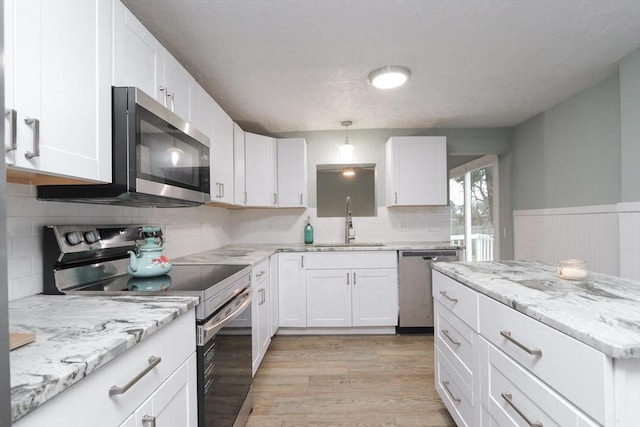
(398, 250), (461, 332)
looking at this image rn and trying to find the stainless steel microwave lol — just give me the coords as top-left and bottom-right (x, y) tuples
(38, 87), (210, 207)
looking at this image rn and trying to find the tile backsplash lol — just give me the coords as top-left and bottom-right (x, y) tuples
(5, 183), (451, 301)
(5, 183), (232, 300)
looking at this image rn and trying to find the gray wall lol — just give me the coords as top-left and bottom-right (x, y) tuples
(511, 75), (622, 210)
(620, 49), (640, 203)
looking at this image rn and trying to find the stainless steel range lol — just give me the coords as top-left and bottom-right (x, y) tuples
(43, 224), (254, 427)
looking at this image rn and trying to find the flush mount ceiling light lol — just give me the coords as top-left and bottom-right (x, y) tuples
(367, 65), (411, 89)
(339, 120), (355, 163)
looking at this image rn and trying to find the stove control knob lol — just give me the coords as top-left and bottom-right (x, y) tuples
(84, 230), (101, 244)
(65, 231), (84, 246)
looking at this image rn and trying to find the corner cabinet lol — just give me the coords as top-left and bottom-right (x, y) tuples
(276, 138), (308, 207)
(4, 0), (112, 182)
(385, 136), (448, 206)
(14, 310), (197, 427)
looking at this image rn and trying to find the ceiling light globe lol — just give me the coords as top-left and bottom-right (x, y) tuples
(367, 66), (411, 89)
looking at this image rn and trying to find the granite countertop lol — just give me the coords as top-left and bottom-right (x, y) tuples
(432, 260), (640, 358)
(9, 295), (199, 422)
(173, 242), (460, 265)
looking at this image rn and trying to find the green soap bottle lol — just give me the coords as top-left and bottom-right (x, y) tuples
(304, 216), (314, 244)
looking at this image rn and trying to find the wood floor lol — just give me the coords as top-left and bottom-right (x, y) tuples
(246, 334), (456, 427)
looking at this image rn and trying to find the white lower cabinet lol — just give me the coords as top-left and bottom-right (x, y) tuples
(279, 251), (398, 331)
(123, 353), (198, 427)
(306, 268), (398, 327)
(15, 310), (196, 427)
(278, 253), (307, 327)
(252, 258), (271, 376)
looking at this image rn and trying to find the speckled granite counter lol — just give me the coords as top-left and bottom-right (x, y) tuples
(173, 242), (460, 265)
(432, 260), (640, 358)
(9, 295), (199, 422)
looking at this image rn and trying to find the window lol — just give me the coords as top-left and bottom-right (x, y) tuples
(449, 155), (499, 261)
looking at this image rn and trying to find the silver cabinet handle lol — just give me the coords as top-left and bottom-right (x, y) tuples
(394, 192), (398, 204)
(300, 193), (303, 205)
(243, 191), (247, 205)
(442, 329), (460, 346)
(441, 380), (461, 403)
(501, 392), (543, 427)
(259, 288), (266, 305)
(500, 330), (542, 356)
(439, 290), (458, 303)
(273, 193), (277, 205)
(346, 272), (350, 285)
(5, 109), (17, 152)
(109, 356), (161, 396)
(159, 86), (167, 108)
(221, 183), (225, 198)
(24, 118), (40, 159)
(255, 270), (265, 279)
(166, 91), (174, 112)
(353, 272), (356, 285)
(301, 255), (304, 268)
(142, 415), (157, 427)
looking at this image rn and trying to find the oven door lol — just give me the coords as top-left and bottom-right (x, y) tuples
(197, 287), (253, 427)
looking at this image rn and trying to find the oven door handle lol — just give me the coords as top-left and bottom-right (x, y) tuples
(202, 288), (253, 341)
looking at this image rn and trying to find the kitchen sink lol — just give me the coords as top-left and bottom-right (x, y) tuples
(313, 243), (385, 247)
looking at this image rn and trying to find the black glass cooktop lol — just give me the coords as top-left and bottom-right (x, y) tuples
(71, 264), (250, 296)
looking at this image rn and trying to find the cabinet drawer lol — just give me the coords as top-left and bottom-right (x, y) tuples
(252, 258), (269, 283)
(479, 295), (611, 425)
(435, 301), (479, 395)
(435, 348), (478, 427)
(433, 271), (478, 331)
(15, 310), (196, 427)
(303, 251), (396, 269)
(485, 340), (599, 427)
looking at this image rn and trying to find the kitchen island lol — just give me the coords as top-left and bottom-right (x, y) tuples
(9, 295), (199, 424)
(432, 260), (640, 427)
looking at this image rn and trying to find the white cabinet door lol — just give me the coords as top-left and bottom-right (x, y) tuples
(161, 48), (193, 121)
(276, 138), (307, 207)
(210, 99), (235, 204)
(386, 136), (448, 206)
(269, 254), (280, 336)
(133, 353), (198, 427)
(278, 253), (306, 327)
(252, 277), (271, 376)
(5, 0), (112, 182)
(113, 1), (162, 101)
(306, 269), (351, 327)
(351, 268), (398, 327)
(245, 132), (276, 207)
(233, 123), (246, 206)
(119, 414), (135, 427)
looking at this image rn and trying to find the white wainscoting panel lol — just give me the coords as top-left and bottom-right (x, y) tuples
(618, 203), (640, 281)
(514, 205), (621, 276)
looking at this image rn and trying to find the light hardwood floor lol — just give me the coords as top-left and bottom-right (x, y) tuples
(246, 334), (456, 427)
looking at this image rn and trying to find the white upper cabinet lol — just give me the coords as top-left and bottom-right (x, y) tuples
(210, 97), (235, 205)
(244, 132), (277, 207)
(386, 136), (448, 206)
(113, 1), (193, 121)
(276, 138), (307, 208)
(233, 123), (246, 206)
(4, 0), (112, 182)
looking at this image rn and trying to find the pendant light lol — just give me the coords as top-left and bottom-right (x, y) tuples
(339, 120), (354, 163)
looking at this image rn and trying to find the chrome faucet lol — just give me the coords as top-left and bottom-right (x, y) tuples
(345, 196), (355, 244)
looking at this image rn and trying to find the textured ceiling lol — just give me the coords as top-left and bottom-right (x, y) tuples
(122, 0), (640, 134)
